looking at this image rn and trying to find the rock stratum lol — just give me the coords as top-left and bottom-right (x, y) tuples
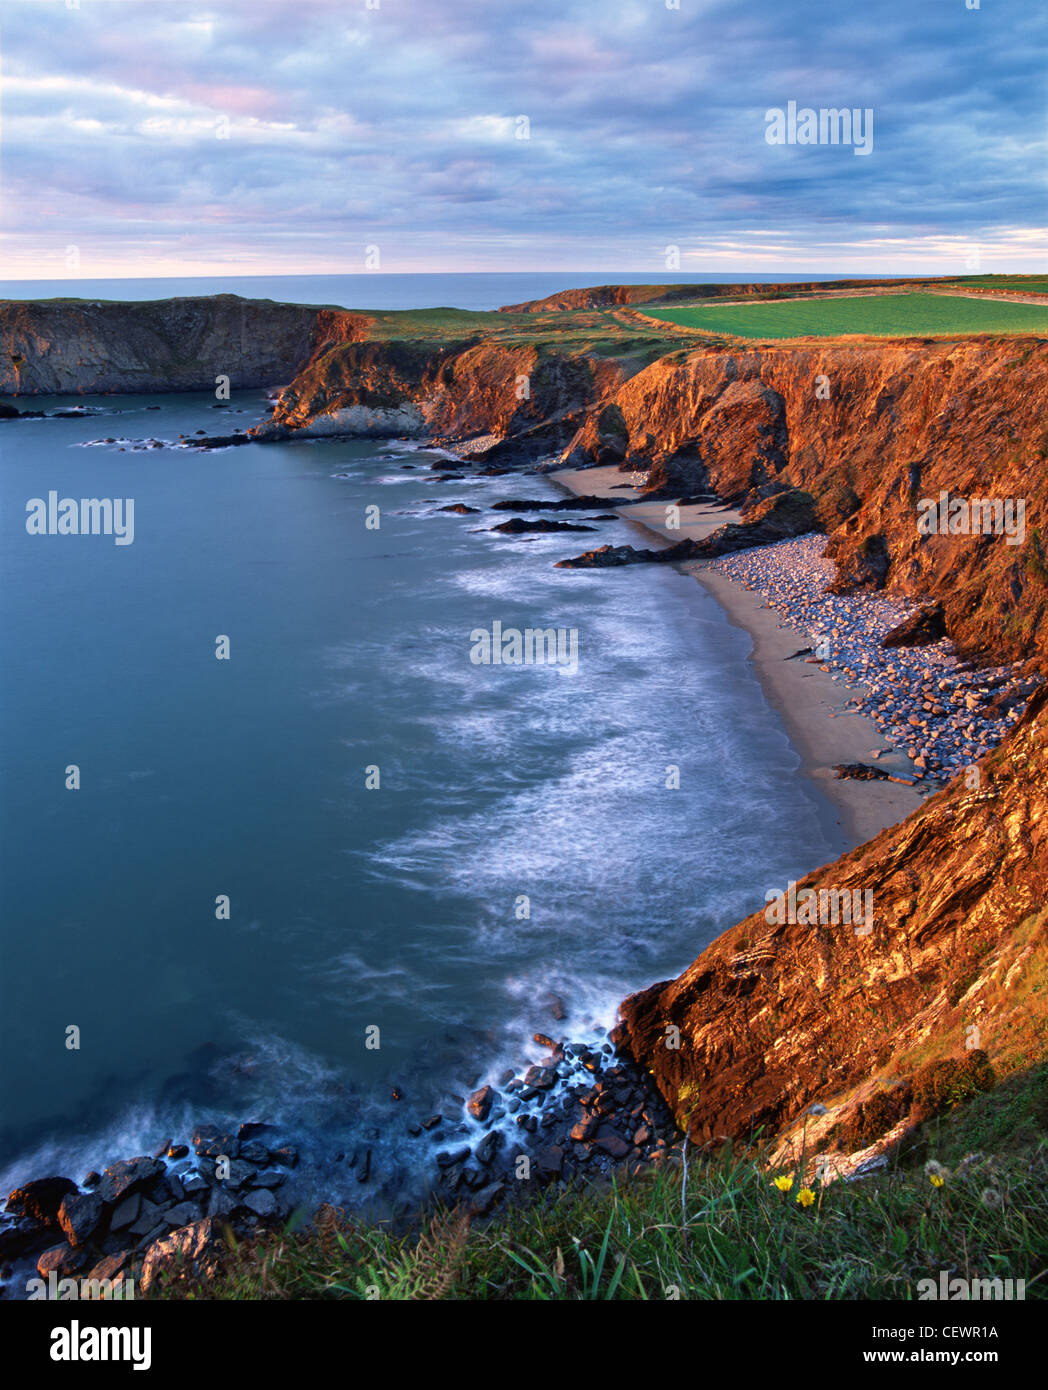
(614, 686), (1047, 1150)
(0, 294), (368, 395)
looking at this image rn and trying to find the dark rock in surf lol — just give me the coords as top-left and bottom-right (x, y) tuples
(467, 1086), (496, 1121)
(5, 1177), (77, 1227)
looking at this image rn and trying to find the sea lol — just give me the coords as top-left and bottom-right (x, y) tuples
(0, 273), (850, 1215)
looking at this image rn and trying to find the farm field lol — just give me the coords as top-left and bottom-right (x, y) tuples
(639, 291), (1048, 339)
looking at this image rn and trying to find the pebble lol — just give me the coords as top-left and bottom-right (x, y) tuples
(710, 534), (1034, 782)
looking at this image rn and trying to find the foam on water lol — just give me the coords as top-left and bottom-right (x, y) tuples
(0, 397), (846, 1209)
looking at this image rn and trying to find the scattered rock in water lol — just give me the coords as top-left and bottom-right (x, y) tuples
(491, 494), (627, 513)
(437, 503), (480, 514)
(467, 1085), (496, 1121)
(491, 517), (596, 535)
(436, 1146), (471, 1169)
(555, 539), (701, 568)
(5, 1177), (77, 1227)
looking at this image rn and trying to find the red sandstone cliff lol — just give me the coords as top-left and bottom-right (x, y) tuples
(613, 686), (1048, 1148)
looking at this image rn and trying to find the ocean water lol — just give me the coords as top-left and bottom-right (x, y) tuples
(0, 391), (846, 1206)
(0, 271), (864, 312)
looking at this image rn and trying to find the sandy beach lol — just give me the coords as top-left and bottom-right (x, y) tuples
(548, 464), (924, 845)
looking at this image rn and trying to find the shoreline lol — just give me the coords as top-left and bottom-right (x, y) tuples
(548, 464), (925, 845)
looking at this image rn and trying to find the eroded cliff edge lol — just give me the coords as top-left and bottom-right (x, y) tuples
(0, 294), (369, 395)
(613, 686), (1047, 1150)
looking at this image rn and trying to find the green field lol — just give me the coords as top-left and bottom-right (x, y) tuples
(640, 291), (1048, 340)
(944, 276), (1048, 294)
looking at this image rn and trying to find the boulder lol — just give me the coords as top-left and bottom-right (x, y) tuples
(57, 1192), (103, 1247)
(109, 1193), (141, 1231)
(468, 1182), (505, 1217)
(535, 1146), (565, 1177)
(594, 1129), (630, 1158)
(242, 1189), (278, 1219)
(467, 1086), (496, 1121)
(84, 1250), (130, 1284)
(36, 1241), (87, 1278)
(96, 1157), (164, 1206)
(474, 1132), (500, 1166)
(5, 1177), (77, 1226)
(192, 1126), (239, 1159)
(251, 1169), (287, 1189)
(882, 602), (947, 649)
(436, 1146), (471, 1168)
(139, 1218), (224, 1295)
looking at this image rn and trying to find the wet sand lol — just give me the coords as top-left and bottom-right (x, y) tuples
(548, 464), (924, 845)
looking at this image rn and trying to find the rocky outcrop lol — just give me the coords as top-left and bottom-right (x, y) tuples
(573, 339), (1048, 666)
(0, 1126), (298, 1285)
(882, 602), (948, 648)
(0, 295), (368, 395)
(265, 338), (630, 456)
(613, 685), (1048, 1146)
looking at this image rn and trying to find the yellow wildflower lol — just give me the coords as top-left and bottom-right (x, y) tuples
(796, 1188), (816, 1207)
(929, 1173), (945, 1188)
(772, 1175), (794, 1192)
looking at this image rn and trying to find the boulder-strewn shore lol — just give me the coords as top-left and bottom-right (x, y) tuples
(1, 1032), (682, 1298)
(2, 1126), (300, 1298)
(709, 534), (1037, 784)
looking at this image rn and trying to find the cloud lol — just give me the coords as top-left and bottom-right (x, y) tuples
(0, 0), (1044, 276)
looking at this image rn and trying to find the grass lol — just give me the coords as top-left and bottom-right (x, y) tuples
(150, 1131), (1048, 1301)
(943, 277), (1048, 295)
(639, 292), (1048, 340)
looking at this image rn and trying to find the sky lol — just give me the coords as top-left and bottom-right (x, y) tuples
(0, 0), (1045, 279)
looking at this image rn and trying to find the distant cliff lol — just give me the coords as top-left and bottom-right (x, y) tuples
(0, 294), (369, 395)
(496, 278), (923, 314)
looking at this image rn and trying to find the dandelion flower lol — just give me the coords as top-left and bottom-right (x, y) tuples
(929, 1173), (945, 1189)
(924, 1159), (948, 1181)
(796, 1188), (816, 1207)
(772, 1175), (794, 1192)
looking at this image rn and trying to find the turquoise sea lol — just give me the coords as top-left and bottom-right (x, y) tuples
(0, 285), (850, 1208)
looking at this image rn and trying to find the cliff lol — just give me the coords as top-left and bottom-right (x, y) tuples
(560, 338), (1048, 667)
(497, 277), (925, 314)
(613, 685), (1048, 1150)
(266, 322), (1048, 669)
(0, 294), (369, 395)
